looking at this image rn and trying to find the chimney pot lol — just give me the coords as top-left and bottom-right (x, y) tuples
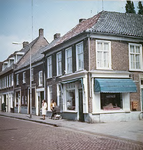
(54, 33), (60, 40)
(79, 18), (86, 23)
(39, 28), (44, 37)
(23, 41), (29, 48)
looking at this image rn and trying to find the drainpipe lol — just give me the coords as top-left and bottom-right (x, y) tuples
(88, 35), (91, 98)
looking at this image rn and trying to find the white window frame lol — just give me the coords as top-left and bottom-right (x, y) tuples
(76, 42), (84, 71)
(96, 40), (111, 69)
(47, 85), (52, 111)
(47, 56), (52, 78)
(65, 47), (72, 74)
(56, 52), (62, 76)
(39, 71), (43, 86)
(129, 43), (142, 71)
(16, 74), (19, 85)
(23, 72), (26, 84)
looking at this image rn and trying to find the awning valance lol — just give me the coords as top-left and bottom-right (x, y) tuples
(94, 78), (137, 93)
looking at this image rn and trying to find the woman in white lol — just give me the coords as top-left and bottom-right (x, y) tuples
(42, 100), (47, 120)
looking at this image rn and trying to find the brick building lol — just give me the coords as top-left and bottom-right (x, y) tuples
(43, 11), (143, 122)
(0, 29), (48, 115)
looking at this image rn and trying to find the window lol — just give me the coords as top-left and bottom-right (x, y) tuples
(11, 73), (14, 86)
(57, 84), (62, 107)
(66, 83), (75, 111)
(9, 74), (11, 87)
(65, 47), (72, 74)
(48, 85), (52, 110)
(39, 71), (43, 86)
(76, 42), (84, 71)
(101, 93), (122, 110)
(129, 43), (142, 71)
(96, 40), (111, 69)
(23, 72), (26, 84)
(7, 76), (9, 87)
(16, 74), (19, 85)
(47, 56), (52, 78)
(56, 52), (62, 76)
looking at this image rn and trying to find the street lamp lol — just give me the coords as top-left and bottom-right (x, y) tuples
(12, 42), (32, 118)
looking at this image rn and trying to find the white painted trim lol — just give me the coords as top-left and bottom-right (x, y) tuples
(96, 40), (112, 70)
(129, 43), (143, 71)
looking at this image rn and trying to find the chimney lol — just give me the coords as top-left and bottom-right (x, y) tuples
(79, 18), (86, 23)
(23, 41), (29, 48)
(39, 28), (44, 37)
(54, 33), (61, 40)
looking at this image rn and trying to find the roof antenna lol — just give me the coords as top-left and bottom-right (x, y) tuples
(102, 0), (104, 11)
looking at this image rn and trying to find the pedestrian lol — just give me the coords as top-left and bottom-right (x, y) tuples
(42, 100), (47, 120)
(50, 99), (56, 118)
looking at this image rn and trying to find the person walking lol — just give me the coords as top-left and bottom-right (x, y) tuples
(42, 100), (47, 120)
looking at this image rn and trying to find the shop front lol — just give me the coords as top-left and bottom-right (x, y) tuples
(60, 77), (88, 122)
(92, 78), (137, 122)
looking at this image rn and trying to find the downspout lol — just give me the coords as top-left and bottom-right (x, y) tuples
(88, 35), (91, 98)
(43, 55), (46, 100)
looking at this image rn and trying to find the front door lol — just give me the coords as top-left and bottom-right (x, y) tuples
(79, 89), (84, 122)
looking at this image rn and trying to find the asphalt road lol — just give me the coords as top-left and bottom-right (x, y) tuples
(0, 116), (143, 150)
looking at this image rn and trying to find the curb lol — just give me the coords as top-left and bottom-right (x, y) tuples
(0, 114), (59, 127)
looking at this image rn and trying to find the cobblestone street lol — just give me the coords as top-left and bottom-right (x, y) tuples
(0, 116), (143, 150)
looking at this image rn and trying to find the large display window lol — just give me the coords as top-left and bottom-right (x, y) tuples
(101, 93), (122, 110)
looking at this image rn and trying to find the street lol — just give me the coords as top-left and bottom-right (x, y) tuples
(0, 116), (143, 150)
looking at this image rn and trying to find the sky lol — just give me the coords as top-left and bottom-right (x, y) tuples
(0, 0), (142, 62)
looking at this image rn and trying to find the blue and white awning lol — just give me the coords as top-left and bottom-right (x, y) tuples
(94, 78), (137, 93)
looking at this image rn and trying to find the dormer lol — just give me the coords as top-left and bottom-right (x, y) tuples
(14, 51), (25, 63)
(2, 61), (8, 71)
(8, 57), (14, 67)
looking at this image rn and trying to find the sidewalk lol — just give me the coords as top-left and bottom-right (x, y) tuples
(0, 112), (143, 144)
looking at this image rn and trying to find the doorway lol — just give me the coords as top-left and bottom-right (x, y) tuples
(79, 89), (84, 122)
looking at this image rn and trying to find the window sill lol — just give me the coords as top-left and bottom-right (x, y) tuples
(63, 110), (77, 113)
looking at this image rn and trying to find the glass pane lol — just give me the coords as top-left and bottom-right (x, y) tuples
(66, 89), (75, 110)
(130, 45), (134, 53)
(136, 46), (140, 53)
(97, 42), (102, 50)
(104, 43), (109, 51)
(97, 51), (102, 67)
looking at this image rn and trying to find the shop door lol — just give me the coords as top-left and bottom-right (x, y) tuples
(79, 89), (84, 122)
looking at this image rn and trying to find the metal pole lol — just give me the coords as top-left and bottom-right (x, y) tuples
(29, 47), (32, 118)
(29, 0), (33, 118)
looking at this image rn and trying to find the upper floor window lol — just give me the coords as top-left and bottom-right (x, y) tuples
(47, 56), (52, 78)
(16, 74), (19, 85)
(129, 43), (142, 71)
(39, 71), (43, 86)
(76, 42), (84, 71)
(23, 72), (26, 84)
(65, 47), (72, 74)
(56, 52), (62, 76)
(96, 40), (111, 69)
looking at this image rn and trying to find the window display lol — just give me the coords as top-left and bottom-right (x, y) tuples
(101, 93), (122, 110)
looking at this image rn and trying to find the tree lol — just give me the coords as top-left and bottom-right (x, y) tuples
(138, 1), (143, 15)
(125, 0), (136, 14)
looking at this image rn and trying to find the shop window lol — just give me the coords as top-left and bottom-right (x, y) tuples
(66, 83), (75, 110)
(101, 93), (122, 110)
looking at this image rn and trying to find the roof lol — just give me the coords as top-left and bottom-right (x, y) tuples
(43, 11), (143, 53)
(15, 37), (48, 70)
(92, 11), (143, 37)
